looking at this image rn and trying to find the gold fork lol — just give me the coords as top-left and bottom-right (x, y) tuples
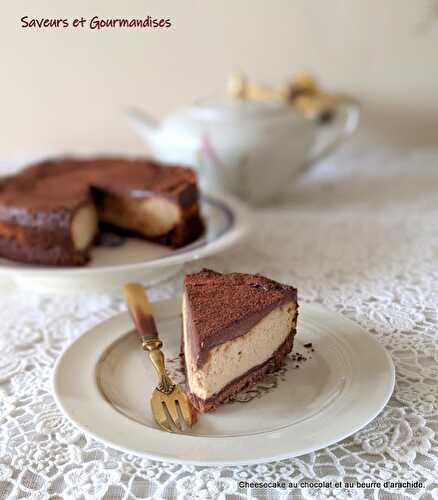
(123, 283), (197, 433)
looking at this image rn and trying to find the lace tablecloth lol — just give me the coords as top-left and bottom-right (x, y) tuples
(1, 135), (437, 499)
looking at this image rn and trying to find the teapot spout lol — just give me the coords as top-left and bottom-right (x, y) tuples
(126, 107), (159, 142)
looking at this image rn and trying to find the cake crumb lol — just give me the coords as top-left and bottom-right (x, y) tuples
(290, 348), (313, 368)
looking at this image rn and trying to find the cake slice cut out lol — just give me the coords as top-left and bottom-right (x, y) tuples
(0, 157), (204, 266)
(181, 269), (298, 412)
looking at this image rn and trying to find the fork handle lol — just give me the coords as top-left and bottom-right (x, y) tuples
(124, 283), (160, 345)
(124, 283), (175, 394)
(147, 349), (175, 394)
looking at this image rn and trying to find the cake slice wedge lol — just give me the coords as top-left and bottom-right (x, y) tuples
(181, 269), (298, 412)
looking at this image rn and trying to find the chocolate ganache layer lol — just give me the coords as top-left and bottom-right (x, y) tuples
(183, 269), (297, 369)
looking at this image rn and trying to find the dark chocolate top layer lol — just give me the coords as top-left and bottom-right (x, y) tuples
(184, 269), (298, 367)
(0, 157), (198, 225)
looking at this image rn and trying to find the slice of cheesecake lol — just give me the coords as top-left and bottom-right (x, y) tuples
(181, 269), (298, 412)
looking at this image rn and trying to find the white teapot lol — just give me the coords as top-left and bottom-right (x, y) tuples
(128, 95), (360, 205)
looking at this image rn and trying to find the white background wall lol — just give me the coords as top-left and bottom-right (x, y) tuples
(1, 0), (437, 161)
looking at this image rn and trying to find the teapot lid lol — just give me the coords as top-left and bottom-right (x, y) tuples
(189, 96), (296, 122)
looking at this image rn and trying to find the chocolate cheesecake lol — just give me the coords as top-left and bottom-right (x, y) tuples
(0, 157), (204, 266)
(181, 269), (298, 412)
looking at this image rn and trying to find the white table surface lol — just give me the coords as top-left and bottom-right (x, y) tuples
(0, 133), (437, 499)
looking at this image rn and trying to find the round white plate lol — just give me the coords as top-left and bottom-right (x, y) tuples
(0, 193), (249, 294)
(53, 299), (395, 466)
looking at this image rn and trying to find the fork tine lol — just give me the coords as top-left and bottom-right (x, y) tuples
(161, 401), (181, 432)
(151, 398), (173, 432)
(174, 400), (189, 430)
(164, 400), (183, 432)
(176, 393), (197, 428)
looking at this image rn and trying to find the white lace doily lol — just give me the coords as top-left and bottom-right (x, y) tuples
(0, 135), (437, 499)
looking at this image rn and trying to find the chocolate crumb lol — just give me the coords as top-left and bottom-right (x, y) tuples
(304, 342), (313, 348)
(290, 348), (311, 369)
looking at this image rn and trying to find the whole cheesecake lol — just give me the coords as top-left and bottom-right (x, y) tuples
(0, 157), (204, 266)
(181, 269), (298, 412)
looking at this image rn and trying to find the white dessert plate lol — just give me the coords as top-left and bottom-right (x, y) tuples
(53, 299), (395, 466)
(0, 193), (249, 294)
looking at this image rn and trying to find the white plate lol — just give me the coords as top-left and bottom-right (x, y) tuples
(53, 299), (395, 466)
(0, 193), (249, 294)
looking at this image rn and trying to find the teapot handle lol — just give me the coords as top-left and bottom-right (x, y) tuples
(306, 96), (360, 167)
